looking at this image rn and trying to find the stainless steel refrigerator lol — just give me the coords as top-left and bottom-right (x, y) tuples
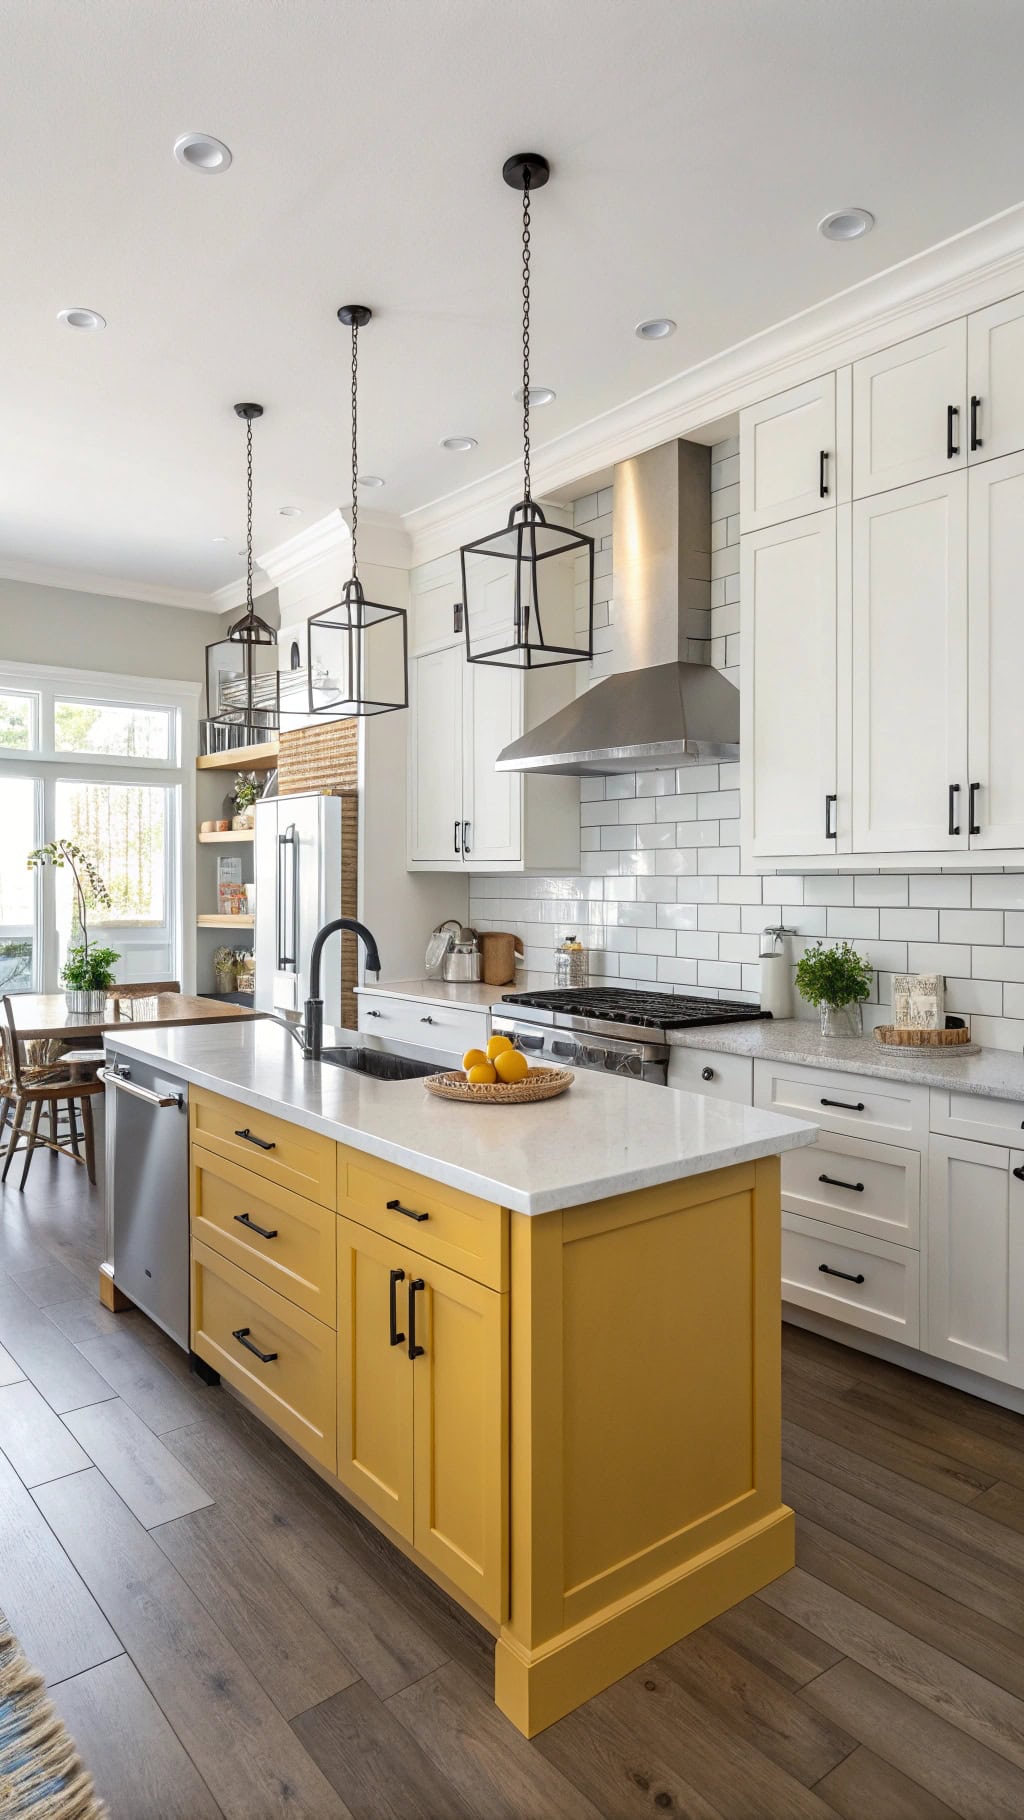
(254, 792), (343, 1020)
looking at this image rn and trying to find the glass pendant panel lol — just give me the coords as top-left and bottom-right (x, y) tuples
(461, 503), (595, 668)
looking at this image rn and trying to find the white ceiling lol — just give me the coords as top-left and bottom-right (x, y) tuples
(5, 0), (1024, 604)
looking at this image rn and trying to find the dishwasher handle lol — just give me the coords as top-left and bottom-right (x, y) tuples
(98, 1067), (183, 1110)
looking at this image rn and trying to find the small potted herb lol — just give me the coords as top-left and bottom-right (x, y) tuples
(28, 840), (120, 1011)
(212, 945), (237, 994)
(231, 772), (261, 830)
(795, 940), (873, 1038)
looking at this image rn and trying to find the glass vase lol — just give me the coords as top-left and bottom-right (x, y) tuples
(819, 1001), (864, 1038)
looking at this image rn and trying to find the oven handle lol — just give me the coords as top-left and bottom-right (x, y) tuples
(98, 1067), (183, 1110)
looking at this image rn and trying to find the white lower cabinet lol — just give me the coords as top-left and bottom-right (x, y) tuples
(926, 1135), (1024, 1389)
(357, 991), (488, 1059)
(666, 1046), (753, 1102)
(781, 1131), (919, 1247)
(781, 1212), (920, 1346)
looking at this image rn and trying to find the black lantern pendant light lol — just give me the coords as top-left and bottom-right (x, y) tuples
(205, 403), (281, 735)
(460, 154), (594, 669)
(307, 307), (409, 718)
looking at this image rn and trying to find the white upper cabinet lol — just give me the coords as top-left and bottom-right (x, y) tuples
(851, 473), (968, 853)
(968, 450), (1024, 850)
(741, 511), (842, 857)
(740, 375), (838, 533)
(408, 644), (465, 865)
(462, 662), (523, 866)
(967, 292), (1024, 465)
(927, 1135), (1024, 1390)
(852, 320), (967, 497)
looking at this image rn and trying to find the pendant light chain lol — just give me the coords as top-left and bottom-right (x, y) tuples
(245, 413), (254, 614)
(521, 166), (532, 503)
(350, 317), (359, 580)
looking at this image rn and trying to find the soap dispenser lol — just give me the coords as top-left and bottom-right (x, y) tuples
(759, 925), (795, 1020)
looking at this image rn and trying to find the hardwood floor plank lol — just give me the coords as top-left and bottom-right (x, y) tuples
(292, 1680), (478, 1820)
(0, 1449), (120, 1685)
(51, 1654), (223, 1820)
(153, 1502), (361, 1721)
(0, 1278), (115, 1414)
(804, 1658), (1024, 1820)
(34, 1468), (351, 1820)
(840, 1377), (1024, 1495)
(813, 1743), (961, 1820)
(10, 1258), (88, 1307)
(75, 1328), (208, 1434)
(0, 1340), (25, 1386)
(705, 1596), (843, 1692)
(761, 1565), (1024, 1773)
(781, 1332), (874, 1396)
(166, 1417), (449, 1698)
(0, 1376), (90, 1486)
(63, 1397), (213, 1527)
(44, 1294), (151, 1345)
(388, 1661), (603, 1820)
(784, 1371), (996, 1503)
(796, 1513), (1024, 1703)
(657, 1626), (855, 1785)
(972, 1480), (1024, 1537)
(536, 1683), (726, 1820)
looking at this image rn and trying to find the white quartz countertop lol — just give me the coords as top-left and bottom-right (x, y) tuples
(669, 1017), (1024, 1102)
(355, 975), (547, 1013)
(107, 1021), (816, 1215)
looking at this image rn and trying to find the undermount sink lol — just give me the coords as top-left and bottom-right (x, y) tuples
(319, 1046), (446, 1082)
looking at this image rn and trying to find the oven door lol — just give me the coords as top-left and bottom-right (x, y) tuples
(492, 1015), (668, 1086)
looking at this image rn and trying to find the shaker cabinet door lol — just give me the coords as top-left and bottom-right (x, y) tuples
(968, 451), (1024, 850)
(408, 645), (463, 865)
(967, 291), (1024, 464)
(740, 374), (837, 533)
(336, 1217), (415, 1539)
(463, 661), (523, 867)
(853, 320), (967, 496)
(927, 1138), (1024, 1390)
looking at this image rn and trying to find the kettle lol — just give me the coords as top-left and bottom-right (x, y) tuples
(442, 926), (482, 983)
(425, 919), (461, 980)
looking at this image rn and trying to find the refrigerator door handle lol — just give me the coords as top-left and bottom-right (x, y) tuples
(278, 825), (298, 971)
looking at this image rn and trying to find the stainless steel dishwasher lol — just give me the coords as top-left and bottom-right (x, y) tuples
(102, 1048), (190, 1349)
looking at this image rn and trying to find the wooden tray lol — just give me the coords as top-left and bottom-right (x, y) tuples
(424, 1066), (574, 1105)
(873, 1025), (972, 1048)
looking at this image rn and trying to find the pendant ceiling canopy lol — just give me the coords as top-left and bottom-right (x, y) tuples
(205, 402), (282, 735)
(460, 153), (595, 671)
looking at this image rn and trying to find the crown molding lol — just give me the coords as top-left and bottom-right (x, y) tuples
(402, 200), (1024, 565)
(0, 557), (224, 613)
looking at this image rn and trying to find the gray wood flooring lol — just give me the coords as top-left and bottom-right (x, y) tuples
(2, 1156), (1024, 1817)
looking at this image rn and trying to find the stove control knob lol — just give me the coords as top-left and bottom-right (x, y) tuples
(701, 1066), (715, 1082)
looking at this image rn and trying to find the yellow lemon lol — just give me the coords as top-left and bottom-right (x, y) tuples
(494, 1048), (528, 1084)
(486, 1033), (513, 1061)
(462, 1048), (487, 1072)
(467, 1061), (498, 1085)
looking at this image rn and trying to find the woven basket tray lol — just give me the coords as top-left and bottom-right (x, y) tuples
(873, 1025), (972, 1049)
(423, 1066), (574, 1106)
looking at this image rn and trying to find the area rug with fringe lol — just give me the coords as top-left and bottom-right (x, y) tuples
(0, 1614), (106, 1818)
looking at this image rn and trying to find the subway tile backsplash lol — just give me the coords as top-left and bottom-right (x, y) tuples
(469, 447), (1024, 1052)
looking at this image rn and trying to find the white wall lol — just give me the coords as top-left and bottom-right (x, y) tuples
(0, 575), (235, 688)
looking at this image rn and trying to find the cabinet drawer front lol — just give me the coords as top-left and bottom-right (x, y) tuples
(929, 1087), (1024, 1149)
(190, 1086), (336, 1207)
(782, 1212), (919, 1346)
(357, 994), (489, 1059)
(339, 1147), (507, 1290)
(754, 1059), (928, 1147)
(667, 1046), (753, 1103)
(191, 1239), (336, 1470)
(191, 1148), (336, 1325)
(781, 1132), (920, 1247)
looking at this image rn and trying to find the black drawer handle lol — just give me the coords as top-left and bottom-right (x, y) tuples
(947, 402), (959, 459)
(825, 793), (837, 840)
(232, 1326), (278, 1363)
(969, 781), (981, 837)
(234, 1212), (278, 1240)
(819, 449), (829, 498)
(818, 1263), (865, 1285)
(1013, 1165), (1024, 1183)
(387, 1196), (428, 1224)
(408, 1277), (425, 1360)
(948, 782), (960, 837)
(819, 1173), (865, 1193)
(389, 1268), (406, 1347)
(970, 394), (982, 451)
(234, 1127), (276, 1152)
(820, 1097), (865, 1112)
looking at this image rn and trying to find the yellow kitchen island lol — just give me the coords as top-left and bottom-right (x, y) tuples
(107, 1021), (816, 1737)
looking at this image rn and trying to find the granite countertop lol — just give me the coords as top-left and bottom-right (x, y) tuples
(107, 1021), (816, 1216)
(669, 1018), (1024, 1102)
(354, 975), (548, 1014)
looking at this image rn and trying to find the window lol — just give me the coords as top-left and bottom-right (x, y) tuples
(55, 781), (168, 925)
(0, 691), (38, 752)
(54, 700), (171, 760)
(0, 776), (40, 991)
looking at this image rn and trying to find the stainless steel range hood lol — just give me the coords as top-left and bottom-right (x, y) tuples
(496, 440), (739, 777)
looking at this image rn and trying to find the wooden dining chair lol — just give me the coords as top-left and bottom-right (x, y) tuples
(108, 980), (181, 1021)
(1, 997), (104, 1190)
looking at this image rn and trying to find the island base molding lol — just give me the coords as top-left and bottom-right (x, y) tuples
(495, 1504), (794, 1737)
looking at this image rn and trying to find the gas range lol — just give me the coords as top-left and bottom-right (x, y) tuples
(493, 987), (770, 1085)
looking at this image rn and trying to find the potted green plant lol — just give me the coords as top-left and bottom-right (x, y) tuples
(795, 940), (873, 1038)
(231, 772), (261, 830)
(27, 839), (120, 1012)
(212, 945), (237, 994)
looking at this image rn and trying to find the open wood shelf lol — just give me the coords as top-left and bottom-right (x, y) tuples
(197, 828), (255, 843)
(196, 914), (255, 929)
(196, 741), (279, 772)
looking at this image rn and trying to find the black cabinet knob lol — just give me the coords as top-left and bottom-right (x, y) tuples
(701, 1066), (715, 1082)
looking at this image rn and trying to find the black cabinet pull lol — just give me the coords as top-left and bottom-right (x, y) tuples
(453, 600), (464, 634)
(389, 1268), (406, 1346)
(387, 1196), (428, 1224)
(408, 1278), (425, 1359)
(825, 793), (837, 839)
(234, 1127), (276, 1152)
(947, 403), (959, 459)
(454, 820), (461, 855)
(819, 1173), (865, 1193)
(819, 449), (829, 498)
(969, 781), (981, 836)
(1013, 1165), (1024, 1183)
(701, 1067), (715, 1082)
(970, 394), (982, 451)
(818, 1263), (865, 1285)
(463, 820), (471, 856)
(232, 1327), (278, 1363)
(948, 783), (960, 837)
(234, 1212), (278, 1240)
(820, 1097), (865, 1111)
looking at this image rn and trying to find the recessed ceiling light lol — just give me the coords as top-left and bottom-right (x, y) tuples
(174, 132), (232, 173)
(58, 307), (106, 331)
(278, 506), (303, 518)
(513, 385), (555, 407)
(357, 474), (385, 489)
(441, 436), (478, 452)
(635, 317), (676, 340)
(818, 207), (874, 241)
